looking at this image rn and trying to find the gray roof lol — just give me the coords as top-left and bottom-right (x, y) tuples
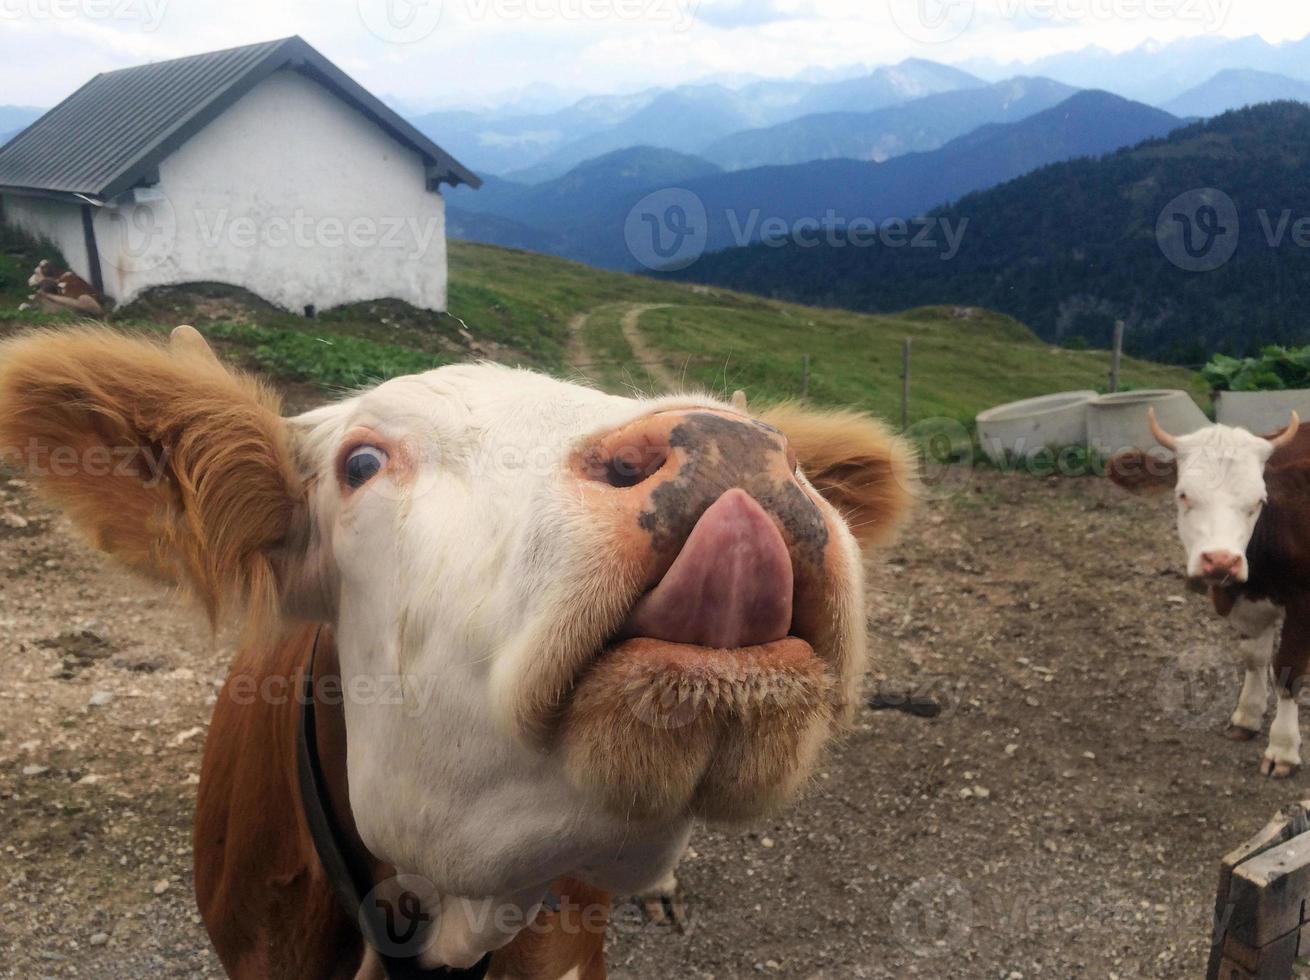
(0, 36), (480, 200)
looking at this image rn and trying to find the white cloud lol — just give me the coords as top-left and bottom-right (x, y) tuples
(1, 0), (1309, 109)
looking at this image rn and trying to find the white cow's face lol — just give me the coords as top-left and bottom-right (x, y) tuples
(288, 364), (879, 890)
(0, 331), (912, 905)
(1170, 425), (1273, 584)
(1108, 410), (1298, 587)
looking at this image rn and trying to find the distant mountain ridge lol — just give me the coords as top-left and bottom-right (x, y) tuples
(449, 91), (1182, 271)
(665, 102), (1310, 364)
(412, 58), (983, 177)
(701, 76), (1077, 170)
(1164, 69), (1310, 117)
(0, 106), (44, 146)
(963, 32), (1310, 104)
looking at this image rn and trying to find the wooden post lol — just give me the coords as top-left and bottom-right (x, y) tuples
(801, 353), (810, 399)
(1109, 320), (1125, 393)
(901, 339), (912, 432)
(1208, 800), (1310, 979)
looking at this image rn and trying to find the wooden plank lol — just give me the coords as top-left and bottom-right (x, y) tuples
(1208, 803), (1310, 980)
(1215, 955), (1255, 980)
(1217, 926), (1300, 979)
(1228, 834), (1310, 947)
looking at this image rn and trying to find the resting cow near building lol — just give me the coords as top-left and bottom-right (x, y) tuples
(0, 326), (914, 979)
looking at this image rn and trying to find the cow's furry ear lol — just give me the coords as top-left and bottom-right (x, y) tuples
(756, 402), (916, 552)
(1106, 449), (1177, 494)
(0, 327), (303, 630)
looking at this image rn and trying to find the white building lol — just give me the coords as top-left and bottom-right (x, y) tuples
(0, 37), (479, 314)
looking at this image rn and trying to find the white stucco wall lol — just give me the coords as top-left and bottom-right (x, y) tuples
(2, 193), (92, 282)
(89, 68), (448, 312)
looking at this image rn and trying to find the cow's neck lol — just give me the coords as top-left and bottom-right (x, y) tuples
(305, 630), (610, 980)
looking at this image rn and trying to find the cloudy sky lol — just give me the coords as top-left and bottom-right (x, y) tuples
(4, 0), (1310, 110)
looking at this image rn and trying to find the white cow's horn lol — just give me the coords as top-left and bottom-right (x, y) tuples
(1269, 411), (1301, 450)
(1147, 407), (1178, 451)
(730, 389), (748, 411)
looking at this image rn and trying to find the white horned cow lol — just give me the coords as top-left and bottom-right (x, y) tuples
(1108, 408), (1306, 777)
(0, 327), (914, 979)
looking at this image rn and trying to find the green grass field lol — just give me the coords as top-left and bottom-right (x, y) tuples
(0, 232), (1205, 426)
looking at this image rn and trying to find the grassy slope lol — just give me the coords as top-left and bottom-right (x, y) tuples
(449, 243), (1206, 422)
(0, 232), (1204, 424)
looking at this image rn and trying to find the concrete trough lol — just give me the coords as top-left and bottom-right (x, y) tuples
(975, 390), (1098, 464)
(1086, 389), (1209, 457)
(1214, 390), (1310, 436)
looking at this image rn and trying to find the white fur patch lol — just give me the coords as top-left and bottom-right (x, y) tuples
(1267, 696), (1302, 767)
(1170, 425), (1274, 582)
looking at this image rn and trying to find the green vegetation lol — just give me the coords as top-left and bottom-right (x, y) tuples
(1203, 346), (1310, 392)
(202, 323), (447, 389)
(669, 102), (1310, 366)
(0, 234), (1202, 426)
(0, 223), (65, 308)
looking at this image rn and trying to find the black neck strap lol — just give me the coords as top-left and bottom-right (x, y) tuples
(296, 628), (492, 980)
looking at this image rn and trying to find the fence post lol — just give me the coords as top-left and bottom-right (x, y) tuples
(801, 353), (810, 399)
(901, 338), (912, 432)
(1109, 320), (1125, 393)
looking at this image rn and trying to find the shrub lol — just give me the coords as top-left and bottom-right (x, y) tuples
(1202, 346), (1310, 392)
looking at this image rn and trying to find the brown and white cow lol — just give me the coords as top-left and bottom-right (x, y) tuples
(26, 258), (64, 288)
(1109, 408), (1306, 777)
(0, 327), (914, 978)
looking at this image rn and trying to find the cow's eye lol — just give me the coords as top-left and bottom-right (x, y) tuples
(344, 445), (388, 488)
(1177, 491), (1190, 508)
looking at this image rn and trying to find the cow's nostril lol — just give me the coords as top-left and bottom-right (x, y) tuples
(585, 440), (670, 488)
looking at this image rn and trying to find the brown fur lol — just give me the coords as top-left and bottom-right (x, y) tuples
(56, 269), (98, 300)
(758, 402), (916, 550)
(1105, 449), (1178, 494)
(558, 638), (833, 822)
(33, 291), (104, 316)
(199, 627), (609, 979)
(0, 327), (301, 634)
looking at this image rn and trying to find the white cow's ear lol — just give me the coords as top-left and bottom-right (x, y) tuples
(1106, 449), (1178, 494)
(0, 326), (306, 635)
(756, 402), (916, 552)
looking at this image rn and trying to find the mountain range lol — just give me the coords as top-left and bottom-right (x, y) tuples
(700, 76), (1077, 170)
(964, 32), (1310, 104)
(664, 102), (1310, 365)
(412, 58), (984, 179)
(447, 91), (1182, 270)
(0, 106), (43, 146)
(1164, 68), (1310, 118)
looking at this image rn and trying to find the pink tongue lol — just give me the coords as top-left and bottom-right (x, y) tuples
(620, 488), (794, 649)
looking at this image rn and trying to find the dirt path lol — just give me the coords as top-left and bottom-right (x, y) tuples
(3, 465), (1306, 978)
(565, 310), (591, 373)
(619, 303), (680, 391)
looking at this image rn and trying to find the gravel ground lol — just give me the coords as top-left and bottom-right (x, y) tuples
(3, 465), (1308, 979)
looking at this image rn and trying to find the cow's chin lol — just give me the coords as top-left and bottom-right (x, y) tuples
(555, 636), (836, 823)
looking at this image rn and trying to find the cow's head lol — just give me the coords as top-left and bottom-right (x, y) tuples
(0, 327), (913, 901)
(1108, 408), (1298, 585)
